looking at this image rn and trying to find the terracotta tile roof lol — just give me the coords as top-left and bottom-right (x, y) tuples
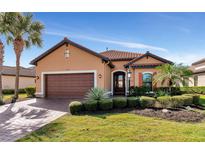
(100, 50), (143, 61)
(192, 58), (205, 65)
(2, 66), (35, 77)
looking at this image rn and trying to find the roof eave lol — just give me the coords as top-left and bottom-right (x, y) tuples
(30, 37), (111, 66)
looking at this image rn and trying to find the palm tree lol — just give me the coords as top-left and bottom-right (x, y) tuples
(0, 13), (15, 101)
(5, 13), (44, 101)
(153, 63), (192, 95)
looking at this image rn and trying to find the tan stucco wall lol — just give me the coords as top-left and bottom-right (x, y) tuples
(35, 44), (109, 95)
(198, 74), (205, 86)
(132, 56), (164, 65)
(2, 75), (35, 89)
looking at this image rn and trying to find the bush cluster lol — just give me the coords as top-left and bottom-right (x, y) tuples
(157, 95), (196, 108)
(113, 97), (127, 108)
(69, 96), (141, 114)
(154, 87), (182, 96)
(99, 99), (113, 110)
(127, 97), (140, 107)
(83, 100), (98, 111)
(180, 86), (205, 94)
(2, 88), (26, 95)
(140, 96), (156, 108)
(129, 86), (150, 96)
(25, 87), (36, 97)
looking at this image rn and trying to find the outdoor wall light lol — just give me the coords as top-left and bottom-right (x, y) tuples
(98, 74), (102, 78)
(127, 69), (131, 78)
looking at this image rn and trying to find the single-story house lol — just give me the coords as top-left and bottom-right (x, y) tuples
(30, 37), (173, 99)
(189, 58), (205, 86)
(2, 66), (35, 89)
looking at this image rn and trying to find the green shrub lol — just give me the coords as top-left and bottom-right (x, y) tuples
(99, 99), (113, 110)
(113, 97), (127, 108)
(0, 96), (4, 105)
(129, 86), (149, 96)
(69, 101), (84, 115)
(183, 94), (200, 105)
(84, 100), (98, 111)
(154, 87), (181, 95)
(140, 96), (156, 108)
(157, 96), (172, 108)
(127, 97), (140, 108)
(170, 96), (188, 108)
(25, 87), (36, 97)
(2, 89), (26, 95)
(180, 86), (205, 94)
(155, 89), (169, 97)
(85, 88), (108, 101)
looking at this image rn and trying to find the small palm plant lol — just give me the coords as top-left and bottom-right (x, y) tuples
(153, 63), (192, 95)
(85, 87), (109, 101)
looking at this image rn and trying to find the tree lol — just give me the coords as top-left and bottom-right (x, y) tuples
(153, 63), (193, 95)
(0, 13), (15, 101)
(5, 13), (44, 101)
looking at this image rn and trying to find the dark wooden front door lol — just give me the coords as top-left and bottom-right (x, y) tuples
(113, 72), (125, 95)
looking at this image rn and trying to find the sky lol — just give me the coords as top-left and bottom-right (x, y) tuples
(2, 12), (205, 67)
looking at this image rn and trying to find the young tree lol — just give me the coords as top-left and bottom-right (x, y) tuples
(5, 13), (44, 101)
(153, 63), (192, 95)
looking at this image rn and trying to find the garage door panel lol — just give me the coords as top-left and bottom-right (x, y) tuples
(46, 73), (94, 98)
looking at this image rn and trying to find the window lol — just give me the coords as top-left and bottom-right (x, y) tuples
(194, 75), (198, 86)
(143, 73), (152, 91)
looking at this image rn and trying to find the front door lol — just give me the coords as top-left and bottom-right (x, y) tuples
(113, 72), (125, 95)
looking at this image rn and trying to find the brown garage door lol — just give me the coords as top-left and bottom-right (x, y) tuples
(45, 73), (94, 99)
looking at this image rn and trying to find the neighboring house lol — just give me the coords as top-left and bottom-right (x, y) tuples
(30, 37), (173, 99)
(189, 58), (205, 86)
(2, 66), (35, 89)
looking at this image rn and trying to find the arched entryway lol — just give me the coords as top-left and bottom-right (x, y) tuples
(112, 71), (126, 95)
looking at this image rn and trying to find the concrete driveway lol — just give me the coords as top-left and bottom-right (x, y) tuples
(0, 98), (69, 142)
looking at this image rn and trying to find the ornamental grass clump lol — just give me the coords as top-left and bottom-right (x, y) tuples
(85, 88), (109, 101)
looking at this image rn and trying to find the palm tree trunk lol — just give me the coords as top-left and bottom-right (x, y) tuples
(14, 54), (20, 100)
(13, 39), (23, 102)
(0, 41), (4, 100)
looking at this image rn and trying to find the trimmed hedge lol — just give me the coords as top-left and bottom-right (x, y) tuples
(84, 100), (98, 111)
(156, 96), (172, 108)
(2, 89), (26, 95)
(180, 86), (205, 94)
(113, 97), (127, 108)
(183, 94), (200, 105)
(127, 97), (140, 108)
(157, 95), (193, 108)
(99, 99), (113, 110)
(25, 87), (35, 97)
(69, 101), (84, 115)
(140, 96), (156, 108)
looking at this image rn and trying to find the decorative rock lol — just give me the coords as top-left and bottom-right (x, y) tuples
(162, 109), (169, 113)
(185, 106), (192, 111)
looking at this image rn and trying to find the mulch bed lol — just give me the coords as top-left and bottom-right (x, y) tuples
(132, 108), (205, 123)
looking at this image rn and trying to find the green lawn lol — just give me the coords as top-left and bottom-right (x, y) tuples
(3, 93), (28, 102)
(18, 95), (205, 142)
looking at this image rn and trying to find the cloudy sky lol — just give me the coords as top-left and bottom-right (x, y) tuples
(3, 12), (205, 67)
